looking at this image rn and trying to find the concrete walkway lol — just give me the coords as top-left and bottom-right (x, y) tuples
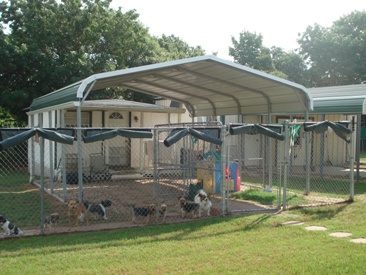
(282, 220), (366, 243)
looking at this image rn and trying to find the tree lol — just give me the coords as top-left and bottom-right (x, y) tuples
(156, 34), (205, 61)
(0, 0), (207, 122)
(0, 0), (158, 121)
(271, 47), (309, 86)
(297, 10), (366, 87)
(229, 30), (273, 71)
(119, 34), (205, 103)
(0, 106), (25, 127)
(229, 30), (308, 85)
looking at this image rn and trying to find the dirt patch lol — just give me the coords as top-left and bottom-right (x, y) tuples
(0, 178), (276, 238)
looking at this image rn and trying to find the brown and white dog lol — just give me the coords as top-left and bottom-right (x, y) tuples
(132, 204), (156, 224)
(178, 196), (200, 219)
(194, 189), (212, 217)
(68, 200), (89, 226)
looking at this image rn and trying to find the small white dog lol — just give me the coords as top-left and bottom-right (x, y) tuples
(194, 189), (212, 217)
(0, 215), (23, 236)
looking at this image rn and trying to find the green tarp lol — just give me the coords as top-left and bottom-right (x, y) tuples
(83, 128), (153, 143)
(229, 124), (285, 141)
(304, 121), (352, 143)
(163, 128), (222, 147)
(0, 128), (75, 150)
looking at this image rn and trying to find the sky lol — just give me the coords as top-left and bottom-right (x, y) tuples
(111, 0), (366, 61)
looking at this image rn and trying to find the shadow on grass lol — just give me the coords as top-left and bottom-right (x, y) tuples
(0, 213), (274, 256)
(297, 201), (350, 220)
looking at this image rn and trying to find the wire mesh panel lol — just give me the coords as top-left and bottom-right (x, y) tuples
(0, 121), (354, 237)
(0, 141), (33, 234)
(284, 121), (354, 208)
(225, 124), (283, 213)
(154, 123), (226, 218)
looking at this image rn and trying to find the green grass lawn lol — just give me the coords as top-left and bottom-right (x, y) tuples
(2, 188), (366, 274)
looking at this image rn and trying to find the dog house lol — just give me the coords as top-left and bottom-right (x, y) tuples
(27, 99), (188, 179)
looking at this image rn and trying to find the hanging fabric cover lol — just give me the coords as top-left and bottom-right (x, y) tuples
(83, 128), (153, 143)
(304, 121), (352, 143)
(229, 124), (285, 141)
(0, 128), (75, 150)
(163, 128), (222, 147)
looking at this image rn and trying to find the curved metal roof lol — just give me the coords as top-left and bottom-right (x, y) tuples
(30, 55), (313, 117)
(309, 84), (366, 114)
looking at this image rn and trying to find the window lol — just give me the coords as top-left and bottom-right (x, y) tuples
(109, 112), (123, 119)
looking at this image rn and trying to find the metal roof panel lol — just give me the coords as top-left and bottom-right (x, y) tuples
(30, 55), (313, 116)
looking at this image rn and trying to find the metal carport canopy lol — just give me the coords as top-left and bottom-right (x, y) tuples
(76, 55), (313, 117)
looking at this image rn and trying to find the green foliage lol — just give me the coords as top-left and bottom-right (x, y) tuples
(156, 34), (205, 61)
(270, 46), (310, 86)
(229, 30), (273, 71)
(229, 30), (309, 86)
(230, 11), (366, 87)
(297, 10), (366, 86)
(0, 106), (25, 127)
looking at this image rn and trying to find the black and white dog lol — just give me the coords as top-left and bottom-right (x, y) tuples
(0, 215), (23, 236)
(178, 197), (200, 218)
(83, 200), (112, 220)
(132, 204), (156, 224)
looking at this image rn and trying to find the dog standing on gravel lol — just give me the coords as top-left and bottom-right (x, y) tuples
(83, 200), (112, 220)
(132, 204), (156, 224)
(68, 200), (89, 226)
(158, 204), (167, 223)
(44, 213), (60, 231)
(194, 189), (212, 217)
(178, 196), (200, 219)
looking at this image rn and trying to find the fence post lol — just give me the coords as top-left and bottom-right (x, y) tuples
(283, 121), (289, 210)
(305, 113), (310, 195)
(40, 136), (45, 235)
(221, 126), (227, 215)
(350, 122), (355, 201)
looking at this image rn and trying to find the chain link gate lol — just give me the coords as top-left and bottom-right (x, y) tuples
(225, 124), (284, 213)
(282, 121), (354, 208)
(153, 122), (227, 217)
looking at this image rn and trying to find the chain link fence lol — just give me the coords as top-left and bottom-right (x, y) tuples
(0, 121), (354, 237)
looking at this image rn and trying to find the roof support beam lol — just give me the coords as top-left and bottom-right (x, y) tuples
(126, 79), (218, 116)
(120, 82), (196, 117)
(154, 73), (242, 115)
(177, 67), (272, 113)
